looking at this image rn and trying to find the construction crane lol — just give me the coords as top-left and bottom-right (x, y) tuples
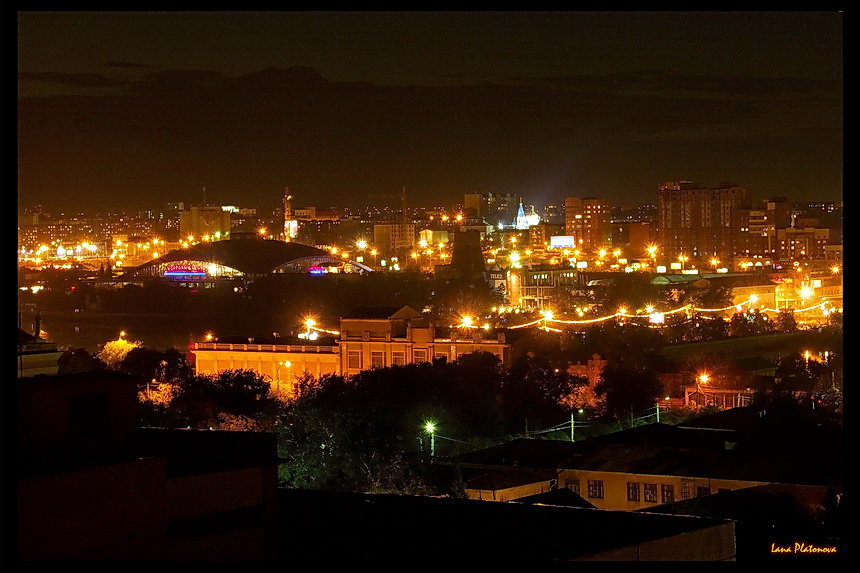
(368, 186), (408, 225)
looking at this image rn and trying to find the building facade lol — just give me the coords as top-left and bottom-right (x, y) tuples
(656, 181), (751, 264)
(192, 306), (514, 390)
(564, 197), (613, 255)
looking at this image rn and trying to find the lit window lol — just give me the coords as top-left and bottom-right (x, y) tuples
(661, 484), (675, 503)
(644, 483), (658, 503)
(627, 482), (641, 502)
(565, 479), (580, 495)
(587, 480), (605, 499)
(347, 351), (362, 370)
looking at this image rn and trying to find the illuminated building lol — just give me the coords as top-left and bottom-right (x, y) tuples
(192, 306), (514, 385)
(656, 181), (751, 263)
(124, 234), (372, 286)
(514, 199), (540, 230)
(564, 197), (612, 254)
(179, 205), (232, 242)
(282, 186), (298, 240)
(529, 223), (565, 252)
(192, 338), (341, 396)
(338, 306), (511, 376)
(776, 227), (830, 261)
(373, 223), (415, 256)
(463, 192), (486, 219)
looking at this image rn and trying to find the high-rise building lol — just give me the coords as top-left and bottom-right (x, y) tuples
(777, 227), (830, 261)
(564, 197), (612, 255)
(463, 193), (486, 219)
(450, 230), (486, 280)
(178, 205), (232, 241)
(374, 223), (415, 256)
(656, 181), (750, 263)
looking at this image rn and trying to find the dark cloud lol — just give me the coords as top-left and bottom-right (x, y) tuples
(17, 71), (124, 88)
(104, 61), (151, 69)
(17, 65), (841, 212)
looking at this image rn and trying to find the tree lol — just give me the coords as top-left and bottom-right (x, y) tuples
(97, 338), (141, 370)
(120, 346), (193, 382)
(728, 309), (772, 337)
(170, 369), (279, 429)
(775, 309), (798, 333)
(595, 362), (664, 423)
(502, 353), (589, 434)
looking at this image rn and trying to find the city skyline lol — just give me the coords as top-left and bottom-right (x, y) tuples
(18, 11), (842, 212)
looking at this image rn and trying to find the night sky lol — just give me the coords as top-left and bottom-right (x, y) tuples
(18, 11), (843, 213)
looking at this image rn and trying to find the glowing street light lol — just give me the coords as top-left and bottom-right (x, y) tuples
(688, 372), (710, 408)
(424, 421), (436, 458)
(356, 239), (368, 250)
(541, 309), (554, 330)
(276, 360), (292, 392)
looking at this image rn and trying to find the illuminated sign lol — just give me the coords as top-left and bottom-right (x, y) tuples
(550, 236), (576, 248)
(164, 263), (207, 276)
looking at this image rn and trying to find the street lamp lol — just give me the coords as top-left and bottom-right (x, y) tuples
(695, 373), (709, 407)
(541, 309), (554, 330)
(424, 421), (436, 458)
(276, 360), (292, 392)
(571, 408), (584, 441)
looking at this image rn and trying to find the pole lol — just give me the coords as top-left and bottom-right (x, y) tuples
(571, 412), (575, 442)
(656, 401), (660, 423)
(430, 431), (435, 459)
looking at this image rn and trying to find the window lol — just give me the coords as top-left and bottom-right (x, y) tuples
(370, 351), (385, 369)
(565, 479), (580, 495)
(587, 480), (604, 499)
(392, 351), (405, 366)
(434, 351), (449, 361)
(661, 484), (675, 504)
(413, 349), (428, 363)
(697, 486), (711, 497)
(347, 350), (362, 370)
(626, 482), (640, 502)
(644, 483), (658, 503)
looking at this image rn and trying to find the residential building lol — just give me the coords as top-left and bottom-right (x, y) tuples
(192, 306), (514, 385)
(373, 223), (415, 256)
(452, 409), (841, 513)
(564, 197), (613, 255)
(656, 181), (751, 264)
(338, 306), (512, 376)
(17, 327), (63, 378)
(776, 227), (830, 261)
(179, 204), (232, 242)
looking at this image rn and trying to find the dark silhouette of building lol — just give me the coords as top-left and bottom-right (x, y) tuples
(16, 372), (281, 561)
(450, 230), (486, 280)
